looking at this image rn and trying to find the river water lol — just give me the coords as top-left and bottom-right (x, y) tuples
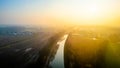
(50, 35), (68, 68)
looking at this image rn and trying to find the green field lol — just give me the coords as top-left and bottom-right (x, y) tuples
(64, 28), (120, 68)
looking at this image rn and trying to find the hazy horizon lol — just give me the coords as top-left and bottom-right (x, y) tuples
(0, 0), (120, 27)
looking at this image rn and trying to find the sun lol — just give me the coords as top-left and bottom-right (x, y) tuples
(76, 4), (103, 25)
(67, 4), (103, 25)
(88, 5), (100, 14)
(44, 1), (119, 26)
(81, 4), (102, 19)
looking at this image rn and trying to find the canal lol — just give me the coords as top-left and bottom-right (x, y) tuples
(50, 35), (68, 68)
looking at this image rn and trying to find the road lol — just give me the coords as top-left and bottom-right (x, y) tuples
(0, 31), (65, 68)
(0, 27), (120, 68)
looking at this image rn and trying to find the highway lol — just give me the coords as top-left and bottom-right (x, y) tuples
(0, 31), (65, 68)
(0, 27), (120, 68)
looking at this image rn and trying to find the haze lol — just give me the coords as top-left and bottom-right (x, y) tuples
(0, 0), (120, 27)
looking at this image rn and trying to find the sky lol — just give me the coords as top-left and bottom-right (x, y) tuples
(0, 0), (120, 27)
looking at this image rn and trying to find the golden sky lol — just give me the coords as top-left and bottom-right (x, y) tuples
(1, 0), (120, 27)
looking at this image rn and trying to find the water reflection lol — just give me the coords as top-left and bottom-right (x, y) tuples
(37, 32), (120, 68)
(50, 35), (68, 68)
(25, 35), (68, 68)
(1, 33), (120, 68)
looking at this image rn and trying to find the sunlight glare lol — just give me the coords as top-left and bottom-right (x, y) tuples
(88, 5), (100, 14)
